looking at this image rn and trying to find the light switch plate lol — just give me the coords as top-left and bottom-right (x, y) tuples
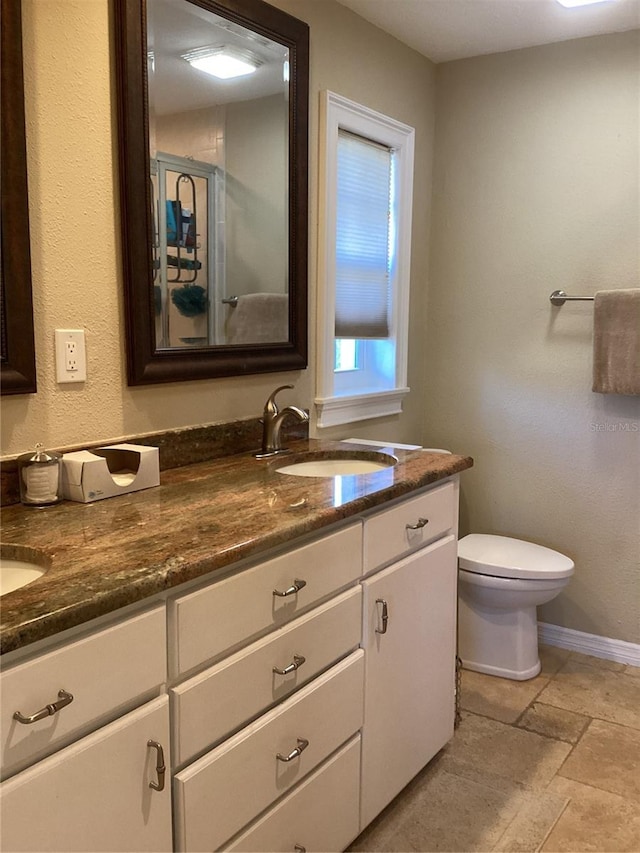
(55, 329), (87, 383)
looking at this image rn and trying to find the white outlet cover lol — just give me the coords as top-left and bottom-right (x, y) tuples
(55, 329), (87, 383)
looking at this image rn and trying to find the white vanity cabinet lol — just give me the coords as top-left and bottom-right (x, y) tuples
(361, 536), (457, 826)
(0, 605), (167, 779)
(0, 605), (171, 853)
(225, 735), (362, 853)
(174, 652), (364, 852)
(168, 479), (460, 852)
(168, 522), (365, 852)
(0, 472), (462, 853)
(360, 481), (459, 827)
(168, 523), (364, 677)
(172, 587), (362, 766)
(0, 696), (172, 853)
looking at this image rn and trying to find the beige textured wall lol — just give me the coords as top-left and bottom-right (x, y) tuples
(426, 32), (640, 643)
(0, 0), (434, 457)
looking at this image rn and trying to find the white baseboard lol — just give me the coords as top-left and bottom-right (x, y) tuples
(538, 622), (640, 668)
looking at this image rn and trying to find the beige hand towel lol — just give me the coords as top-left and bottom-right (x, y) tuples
(592, 288), (640, 395)
(225, 293), (288, 345)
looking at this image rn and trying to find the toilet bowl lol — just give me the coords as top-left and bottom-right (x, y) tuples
(457, 534), (574, 681)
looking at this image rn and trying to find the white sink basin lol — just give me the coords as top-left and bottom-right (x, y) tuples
(277, 451), (396, 478)
(0, 546), (49, 596)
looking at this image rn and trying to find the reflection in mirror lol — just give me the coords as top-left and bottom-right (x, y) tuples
(148, 0), (289, 348)
(1, 0), (37, 395)
(115, 0), (308, 384)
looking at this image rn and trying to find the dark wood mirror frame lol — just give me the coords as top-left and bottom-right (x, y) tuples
(114, 0), (309, 386)
(1, 0), (37, 395)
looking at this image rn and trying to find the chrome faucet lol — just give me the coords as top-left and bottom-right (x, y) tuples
(257, 385), (309, 458)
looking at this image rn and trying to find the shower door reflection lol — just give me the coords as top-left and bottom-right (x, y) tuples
(152, 153), (223, 347)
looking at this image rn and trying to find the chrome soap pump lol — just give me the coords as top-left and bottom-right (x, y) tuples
(18, 444), (63, 507)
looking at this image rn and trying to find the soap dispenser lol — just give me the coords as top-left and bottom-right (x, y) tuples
(18, 444), (63, 507)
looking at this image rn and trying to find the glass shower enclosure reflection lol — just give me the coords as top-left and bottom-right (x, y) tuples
(151, 153), (223, 347)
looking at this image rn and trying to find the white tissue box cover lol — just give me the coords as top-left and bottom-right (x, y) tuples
(61, 444), (159, 503)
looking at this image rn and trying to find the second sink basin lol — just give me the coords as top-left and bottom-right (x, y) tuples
(0, 545), (50, 597)
(277, 450), (397, 478)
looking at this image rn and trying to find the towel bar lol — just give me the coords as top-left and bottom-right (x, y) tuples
(550, 290), (595, 306)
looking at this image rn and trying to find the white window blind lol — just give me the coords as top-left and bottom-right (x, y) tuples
(335, 129), (392, 339)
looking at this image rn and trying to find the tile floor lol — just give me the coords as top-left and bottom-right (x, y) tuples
(349, 646), (640, 852)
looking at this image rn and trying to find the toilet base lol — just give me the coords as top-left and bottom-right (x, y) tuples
(460, 656), (541, 681)
(458, 594), (542, 681)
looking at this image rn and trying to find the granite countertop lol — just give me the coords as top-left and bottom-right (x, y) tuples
(0, 439), (473, 655)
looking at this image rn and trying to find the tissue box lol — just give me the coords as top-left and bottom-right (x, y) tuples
(61, 444), (159, 503)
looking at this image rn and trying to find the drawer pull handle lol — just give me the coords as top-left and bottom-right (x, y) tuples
(277, 737), (309, 762)
(406, 517), (429, 530)
(273, 578), (307, 597)
(294, 847), (306, 852)
(273, 654), (306, 675)
(375, 598), (389, 634)
(147, 740), (166, 791)
(13, 689), (74, 725)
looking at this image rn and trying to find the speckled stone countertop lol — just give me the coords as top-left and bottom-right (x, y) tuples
(0, 440), (472, 655)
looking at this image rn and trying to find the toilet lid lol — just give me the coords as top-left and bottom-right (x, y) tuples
(458, 534), (574, 580)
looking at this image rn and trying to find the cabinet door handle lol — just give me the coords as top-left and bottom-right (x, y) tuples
(276, 737), (309, 762)
(13, 689), (74, 725)
(273, 578), (307, 597)
(273, 654), (306, 675)
(406, 517), (429, 530)
(147, 740), (166, 791)
(294, 846), (306, 852)
(375, 598), (389, 634)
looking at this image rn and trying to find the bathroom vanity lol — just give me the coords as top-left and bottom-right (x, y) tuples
(0, 440), (472, 852)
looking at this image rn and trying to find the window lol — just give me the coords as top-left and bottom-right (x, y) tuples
(316, 92), (415, 428)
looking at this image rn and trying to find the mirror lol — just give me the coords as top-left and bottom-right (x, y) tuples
(114, 0), (308, 384)
(1, 0), (37, 395)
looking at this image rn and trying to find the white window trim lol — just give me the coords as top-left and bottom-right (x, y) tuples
(315, 91), (414, 429)
(314, 389), (411, 429)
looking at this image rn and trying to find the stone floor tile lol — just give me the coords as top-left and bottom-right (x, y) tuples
(543, 777), (640, 852)
(539, 644), (572, 676)
(537, 659), (640, 730)
(558, 718), (640, 801)
(438, 712), (572, 789)
(568, 651), (626, 672)
(348, 753), (455, 851)
(349, 766), (526, 853)
(352, 662), (640, 852)
(516, 702), (590, 744)
(492, 789), (570, 853)
(460, 668), (549, 724)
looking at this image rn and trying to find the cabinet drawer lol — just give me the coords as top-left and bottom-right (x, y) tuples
(364, 481), (455, 573)
(174, 649), (365, 853)
(172, 587), (362, 765)
(225, 735), (361, 853)
(0, 605), (166, 779)
(170, 523), (362, 676)
(0, 696), (172, 852)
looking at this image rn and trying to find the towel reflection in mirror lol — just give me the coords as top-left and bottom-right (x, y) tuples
(226, 293), (288, 345)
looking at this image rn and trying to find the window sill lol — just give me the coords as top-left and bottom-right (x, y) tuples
(315, 387), (410, 428)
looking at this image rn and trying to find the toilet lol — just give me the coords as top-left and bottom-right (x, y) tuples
(458, 534), (574, 680)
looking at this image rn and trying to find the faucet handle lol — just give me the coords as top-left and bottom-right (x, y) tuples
(265, 384), (294, 415)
